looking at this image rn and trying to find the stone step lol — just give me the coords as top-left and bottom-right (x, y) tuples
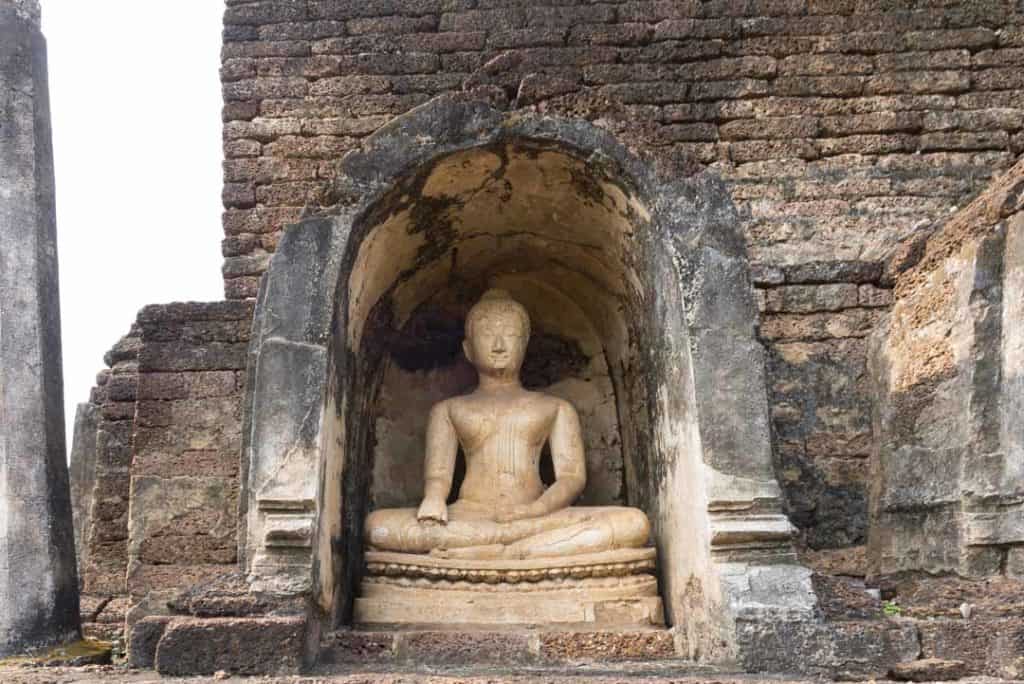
(319, 628), (686, 668)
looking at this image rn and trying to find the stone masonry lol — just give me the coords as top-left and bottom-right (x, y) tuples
(870, 157), (1024, 581)
(0, 0), (80, 656)
(73, 328), (140, 642)
(52, 0), (1024, 675)
(69, 303), (253, 643)
(217, 0), (1024, 561)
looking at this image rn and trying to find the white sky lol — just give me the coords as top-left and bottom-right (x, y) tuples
(44, 2), (225, 448)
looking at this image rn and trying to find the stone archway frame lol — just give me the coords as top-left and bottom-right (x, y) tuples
(239, 94), (816, 662)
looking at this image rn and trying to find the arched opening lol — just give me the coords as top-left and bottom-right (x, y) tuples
(244, 97), (808, 662)
(324, 140), (692, 627)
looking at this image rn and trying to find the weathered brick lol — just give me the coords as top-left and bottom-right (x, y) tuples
(923, 109), (1024, 132)
(346, 15), (437, 36)
(569, 23), (653, 47)
(221, 58), (256, 82)
(919, 131), (1009, 152)
(903, 28), (998, 52)
(973, 48), (1024, 68)
(224, 139), (261, 159)
(599, 82), (688, 105)
(817, 134), (916, 156)
(255, 180), (329, 206)
(525, 5), (616, 27)
(335, 52), (439, 75)
(774, 76), (863, 97)
(222, 40), (311, 59)
(974, 67), (1024, 91)
(620, 40), (724, 64)
(689, 78), (769, 100)
(764, 284), (860, 313)
(307, 0), (441, 20)
(438, 8), (526, 32)
(616, 1), (702, 22)
(659, 123), (719, 142)
(309, 76), (390, 97)
(223, 77), (309, 101)
(683, 55), (777, 80)
(728, 138), (819, 163)
(759, 309), (882, 341)
(778, 53), (873, 76)
(265, 135), (355, 158)
(224, 1), (306, 27)
(583, 63), (676, 84)
(223, 207), (304, 236)
(875, 50), (972, 72)
(819, 112), (922, 136)
(720, 116), (820, 140)
(221, 234), (258, 258)
(222, 183), (256, 210)
(257, 20), (347, 42)
(224, 117), (302, 142)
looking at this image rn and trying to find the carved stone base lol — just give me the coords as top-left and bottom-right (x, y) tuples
(357, 549), (664, 628)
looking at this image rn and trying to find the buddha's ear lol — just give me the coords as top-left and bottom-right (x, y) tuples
(462, 339), (472, 363)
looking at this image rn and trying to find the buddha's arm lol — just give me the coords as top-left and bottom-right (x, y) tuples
(533, 400), (586, 514)
(418, 401), (457, 523)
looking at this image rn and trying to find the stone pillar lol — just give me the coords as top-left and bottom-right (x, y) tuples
(0, 0), (81, 656)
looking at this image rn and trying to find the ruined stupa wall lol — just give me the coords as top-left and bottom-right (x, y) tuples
(124, 301), (253, 605)
(219, 1), (1023, 558)
(869, 157), (1024, 580)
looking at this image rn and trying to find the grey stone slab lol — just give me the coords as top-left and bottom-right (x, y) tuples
(0, 2), (80, 656)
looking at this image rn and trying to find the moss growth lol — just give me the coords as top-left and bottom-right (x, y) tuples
(0, 638), (112, 667)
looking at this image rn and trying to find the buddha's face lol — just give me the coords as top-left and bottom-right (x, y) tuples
(463, 308), (528, 376)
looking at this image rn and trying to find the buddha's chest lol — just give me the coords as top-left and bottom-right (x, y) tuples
(449, 399), (553, 451)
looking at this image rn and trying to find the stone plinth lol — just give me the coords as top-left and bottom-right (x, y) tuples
(0, 0), (81, 656)
(356, 549), (663, 628)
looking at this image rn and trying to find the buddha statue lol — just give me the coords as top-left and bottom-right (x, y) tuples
(364, 289), (652, 561)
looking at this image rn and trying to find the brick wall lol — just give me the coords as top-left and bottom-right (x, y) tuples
(75, 328), (139, 642)
(126, 302), (253, 604)
(218, 0), (1024, 555)
(869, 158), (1024, 580)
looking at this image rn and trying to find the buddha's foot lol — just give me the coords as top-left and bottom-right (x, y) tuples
(430, 543), (508, 560)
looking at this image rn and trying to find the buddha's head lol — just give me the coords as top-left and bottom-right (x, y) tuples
(463, 289), (531, 378)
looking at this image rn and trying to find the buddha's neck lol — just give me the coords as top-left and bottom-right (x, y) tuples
(476, 373), (522, 393)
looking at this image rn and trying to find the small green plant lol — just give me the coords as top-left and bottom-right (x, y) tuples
(883, 600), (901, 617)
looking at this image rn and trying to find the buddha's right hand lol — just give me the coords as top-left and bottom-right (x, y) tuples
(417, 497), (448, 524)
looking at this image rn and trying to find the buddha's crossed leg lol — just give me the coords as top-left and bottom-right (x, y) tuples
(364, 505), (650, 560)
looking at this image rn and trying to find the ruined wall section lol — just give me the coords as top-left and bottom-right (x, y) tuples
(126, 302), (253, 608)
(219, 0), (1024, 556)
(74, 329), (140, 643)
(73, 303), (253, 642)
(869, 157), (1024, 580)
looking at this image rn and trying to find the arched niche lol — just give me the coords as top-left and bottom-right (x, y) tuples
(240, 95), (815, 662)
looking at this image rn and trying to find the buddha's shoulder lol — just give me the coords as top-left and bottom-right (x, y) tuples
(523, 391), (575, 414)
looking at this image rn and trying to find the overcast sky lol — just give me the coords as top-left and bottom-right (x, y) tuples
(44, 2), (225, 448)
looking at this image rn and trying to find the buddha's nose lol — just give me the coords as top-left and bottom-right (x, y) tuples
(492, 335), (507, 352)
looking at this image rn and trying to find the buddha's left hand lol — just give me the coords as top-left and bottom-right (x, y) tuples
(495, 502), (545, 523)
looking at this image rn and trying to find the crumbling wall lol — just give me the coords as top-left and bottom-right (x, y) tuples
(218, 0), (1024, 560)
(126, 302), (253, 610)
(73, 328), (140, 642)
(72, 303), (253, 642)
(869, 157), (1024, 580)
